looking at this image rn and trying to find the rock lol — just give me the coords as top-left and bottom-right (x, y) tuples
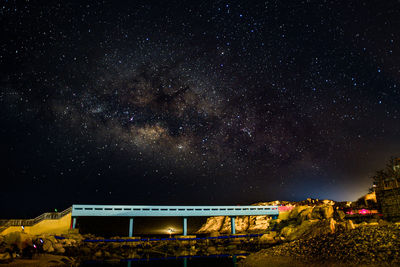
(63, 233), (84, 242)
(80, 247), (91, 256)
(289, 206), (309, 220)
(94, 250), (102, 258)
(334, 210), (346, 221)
(378, 220), (390, 226)
(242, 224), (400, 266)
(329, 218), (336, 233)
(260, 232), (278, 244)
(209, 231), (220, 237)
(297, 207), (313, 223)
(206, 246), (217, 254)
(54, 243), (65, 254)
(345, 220), (355, 230)
(42, 239), (55, 253)
(322, 199), (335, 205)
(60, 238), (76, 246)
(199, 214), (272, 234)
(198, 216), (225, 233)
(3, 231), (32, 250)
(280, 225), (297, 239)
(248, 215), (271, 232)
(309, 205), (334, 220)
(0, 252), (11, 261)
(235, 216), (250, 232)
(219, 216), (235, 233)
(321, 205), (334, 220)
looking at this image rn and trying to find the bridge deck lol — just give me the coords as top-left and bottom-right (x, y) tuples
(72, 205), (279, 217)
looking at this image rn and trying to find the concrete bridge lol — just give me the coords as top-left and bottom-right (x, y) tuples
(71, 204), (279, 236)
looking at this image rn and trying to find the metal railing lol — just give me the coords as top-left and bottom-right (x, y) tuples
(72, 205), (279, 217)
(0, 207), (72, 231)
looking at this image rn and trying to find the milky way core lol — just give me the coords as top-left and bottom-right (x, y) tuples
(1, 0), (400, 217)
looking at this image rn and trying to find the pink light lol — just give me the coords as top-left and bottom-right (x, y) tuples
(278, 206), (294, 212)
(359, 209), (369, 215)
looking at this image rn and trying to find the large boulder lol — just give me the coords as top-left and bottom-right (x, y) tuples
(248, 216), (271, 232)
(289, 206), (309, 220)
(345, 220), (355, 230)
(54, 243), (65, 254)
(280, 225), (297, 240)
(235, 216), (250, 232)
(42, 239), (55, 253)
(219, 217), (234, 233)
(297, 207), (313, 223)
(40, 235), (60, 253)
(334, 209), (346, 221)
(279, 218), (336, 241)
(198, 214), (272, 234)
(311, 205), (334, 220)
(0, 252), (11, 262)
(259, 231), (278, 244)
(3, 231), (32, 251)
(197, 216), (225, 233)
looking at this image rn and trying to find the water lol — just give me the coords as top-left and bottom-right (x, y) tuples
(76, 217), (248, 266)
(82, 254), (242, 267)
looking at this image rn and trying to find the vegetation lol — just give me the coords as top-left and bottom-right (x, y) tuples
(371, 157), (400, 185)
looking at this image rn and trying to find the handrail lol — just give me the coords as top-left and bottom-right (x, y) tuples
(0, 207), (72, 230)
(72, 205), (279, 217)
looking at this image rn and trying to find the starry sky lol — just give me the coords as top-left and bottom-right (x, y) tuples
(1, 0), (400, 218)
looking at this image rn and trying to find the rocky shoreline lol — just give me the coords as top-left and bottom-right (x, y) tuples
(0, 231), (269, 266)
(1, 202), (399, 266)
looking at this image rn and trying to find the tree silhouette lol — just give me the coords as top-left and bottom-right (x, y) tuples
(372, 157), (400, 188)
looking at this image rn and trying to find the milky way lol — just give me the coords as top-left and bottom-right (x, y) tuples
(1, 0), (400, 217)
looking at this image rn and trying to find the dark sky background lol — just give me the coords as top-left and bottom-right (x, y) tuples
(1, 0), (399, 218)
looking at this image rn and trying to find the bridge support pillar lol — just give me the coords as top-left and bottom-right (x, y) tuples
(230, 216), (236, 234)
(72, 217), (76, 229)
(129, 218), (134, 237)
(183, 217), (187, 236)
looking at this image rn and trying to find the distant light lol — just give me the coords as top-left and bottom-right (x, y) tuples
(359, 209), (369, 215)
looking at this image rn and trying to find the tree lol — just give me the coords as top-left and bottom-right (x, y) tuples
(373, 157), (400, 180)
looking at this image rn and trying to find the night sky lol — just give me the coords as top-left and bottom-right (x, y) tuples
(1, 0), (400, 218)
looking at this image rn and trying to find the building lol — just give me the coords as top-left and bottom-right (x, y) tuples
(374, 158), (400, 221)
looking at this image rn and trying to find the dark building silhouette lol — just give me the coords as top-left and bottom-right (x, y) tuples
(375, 158), (400, 221)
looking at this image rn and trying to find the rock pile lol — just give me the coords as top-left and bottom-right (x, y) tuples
(0, 231), (79, 264)
(242, 224), (400, 266)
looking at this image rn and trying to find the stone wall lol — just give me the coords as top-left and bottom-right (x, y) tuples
(376, 187), (400, 221)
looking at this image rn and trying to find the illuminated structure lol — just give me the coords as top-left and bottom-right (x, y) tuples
(375, 158), (400, 221)
(71, 205), (279, 236)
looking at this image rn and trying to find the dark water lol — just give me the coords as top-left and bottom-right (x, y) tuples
(77, 217), (244, 266)
(77, 217), (208, 237)
(82, 254), (242, 267)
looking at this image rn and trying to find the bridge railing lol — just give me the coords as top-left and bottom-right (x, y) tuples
(72, 205), (279, 217)
(0, 207), (72, 228)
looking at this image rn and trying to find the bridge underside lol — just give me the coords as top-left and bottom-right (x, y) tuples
(71, 205), (279, 236)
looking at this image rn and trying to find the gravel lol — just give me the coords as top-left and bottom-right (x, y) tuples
(243, 224), (400, 266)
